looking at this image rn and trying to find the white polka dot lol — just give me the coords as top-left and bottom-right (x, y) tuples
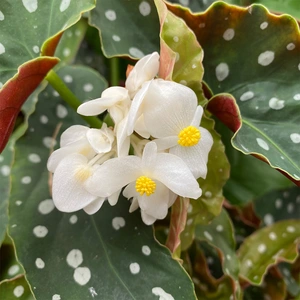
(64, 75), (73, 83)
(139, 1), (151, 16)
(269, 97), (284, 110)
(287, 43), (295, 51)
(35, 258), (45, 269)
(186, 219), (193, 226)
(204, 191), (212, 198)
(67, 249), (83, 268)
(75, 29), (81, 36)
(60, 0), (71, 12)
(179, 0), (189, 5)
(240, 91), (254, 101)
(40, 115), (48, 124)
(256, 138), (269, 150)
(1, 165), (10, 176)
(8, 265), (20, 276)
(142, 245), (151, 256)
(73, 267), (91, 285)
(63, 48), (71, 57)
(69, 214), (78, 224)
(66, 31), (73, 38)
(16, 200), (22, 206)
(112, 217), (125, 230)
(175, 52), (180, 62)
(215, 62), (229, 81)
(264, 214), (273, 225)
(226, 254), (231, 260)
(13, 285), (24, 297)
(173, 36), (179, 42)
(0, 11), (4, 21)
(83, 83), (93, 92)
(28, 153), (41, 163)
(290, 133), (300, 144)
(223, 28), (235, 41)
(0, 43), (5, 55)
(275, 198), (282, 209)
(38, 199), (55, 214)
(293, 94), (300, 101)
(187, 204), (193, 213)
(204, 231), (213, 241)
(298, 63), (300, 71)
(152, 287), (174, 300)
(33, 225), (48, 238)
(269, 232), (277, 240)
(21, 176), (31, 184)
(192, 64), (197, 69)
(43, 137), (57, 149)
(260, 22), (268, 30)
(105, 10), (116, 21)
(258, 51), (275, 66)
(129, 47), (144, 58)
(56, 104), (68, 118)
(258, 244), (266, 253)
(33, 45), (39, 53)
(287, 203), (294, 213)
(112, 35), (121, 42)
(297, 195), (300, 203)
(179, 79), (187, 85)
(52, 295), (61, 300)
(22, 0), (38, 13)
(129, 262), (140, 274)
(216, 225), (223, 232)
(287, 226), (295, 233)
(89, 287), (98, 297)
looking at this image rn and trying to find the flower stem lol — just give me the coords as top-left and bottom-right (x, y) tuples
(45, 70), (102, 128)
(110, 57), (119, 86)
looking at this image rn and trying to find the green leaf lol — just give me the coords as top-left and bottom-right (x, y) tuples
(278, 262), (300, 297)
(238, 220), (300, 285)
(8, 65), (196, 299)
(194, 209), (241, 298)
(254, 186), (300, 225)
(167, 2), (300, 183)
(217, 121), (292, 206)
(181, 117), (230, 250)
(0, 276), (34, 300)
(90, 0), (160, 58)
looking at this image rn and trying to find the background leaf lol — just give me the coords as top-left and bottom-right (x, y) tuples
(0, 276), (34, 300)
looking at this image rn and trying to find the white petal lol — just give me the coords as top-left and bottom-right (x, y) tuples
(102, 86), (129, 99)
(191, 106), (203, 127)
(116, 116), (131, 157)
(141, 210), (156, 225)
(60, 125), (89, 147)
(151, 153), (202, 199)
(85, 156), (142, 197)
(138, 181), (169, 219)
(83, 198), (105, 215)
(141, 141), (157, 169)
(153, 136), (177, 151)
(52, 154), (98, 212)
(143, 80), (198, 137)
(134, 115), (150, 138)
(86, 127), (114, 154)
(47, 140), (95, 173)
(125, 52), (159, 97)
(77, 98), (109, 116)
(170, 127), (213, 179)
(126, 80), (152, 135)
(107, 189), (121, 206)
(129, 198), (139, 213)
(123, 182), (137, 199)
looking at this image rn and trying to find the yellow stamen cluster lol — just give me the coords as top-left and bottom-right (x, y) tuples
(74, 165), (92, 183)
(135, 176), (156, 196)
(178, 126), (201, 147)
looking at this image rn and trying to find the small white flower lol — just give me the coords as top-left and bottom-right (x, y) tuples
(86, 142), (201, 224)
(127, 79), (213, 178)
(125, 52), (160, 98)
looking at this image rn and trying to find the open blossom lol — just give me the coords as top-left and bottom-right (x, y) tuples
(127, 79), (213, 179)
(86, 142), (202, 224)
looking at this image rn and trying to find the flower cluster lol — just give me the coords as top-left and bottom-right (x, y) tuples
(47, 52), (213, 225)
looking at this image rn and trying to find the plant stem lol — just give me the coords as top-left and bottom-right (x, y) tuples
(45, 70), (102, 128)
(110, 57), (119, 86)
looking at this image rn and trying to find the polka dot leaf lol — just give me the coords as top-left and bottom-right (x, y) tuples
(8, 66), (196, 299)
(89, 0), (160, 58)
(0, 0), (95, 152)
(237, 220), (300, 285)
(166, 2), (300, 184)
(0, 275), (34, 299)
(254, 186), (300, 225)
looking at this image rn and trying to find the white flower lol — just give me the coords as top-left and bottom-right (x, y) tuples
(77, 86), (130, 126)
(125, 52), (160, 98)
(127, 79), (213, 179)
(86, 142), (201, 224)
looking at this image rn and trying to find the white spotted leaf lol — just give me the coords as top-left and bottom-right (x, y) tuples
(238, 220), (300, 285)
(8, 66), (196, 299)
(89, 0), (160, 58)
(167, 2), (300, 183)
(0, 275), (34, 299)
